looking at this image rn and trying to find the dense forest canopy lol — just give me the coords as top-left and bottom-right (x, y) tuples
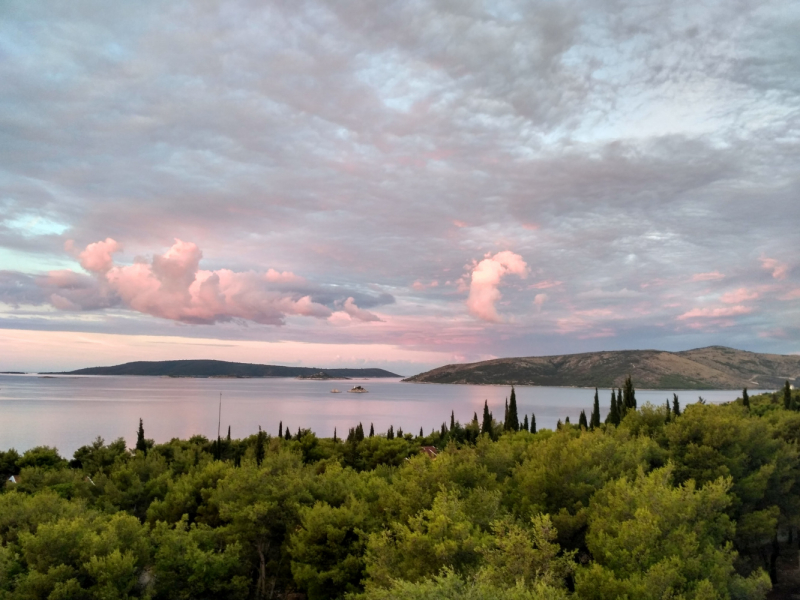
(1, 383), (799, 599)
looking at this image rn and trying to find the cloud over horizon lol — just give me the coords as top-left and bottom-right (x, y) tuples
(0, 0), (798, 369)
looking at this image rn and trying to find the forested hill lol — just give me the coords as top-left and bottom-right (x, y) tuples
(53, 360), (400, 378)
(404, 346), (800, 389)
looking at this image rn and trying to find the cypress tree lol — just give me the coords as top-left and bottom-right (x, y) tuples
(440, 422), (447, 438)
(333, 427), (338, 442)
(556, 418), (562, 429)
(743, 388), (750, 410)
(136, 418), (147, 454)
(227, 425), (231, 442)
(665, 399), (672, 423)
(419, 426), (424, 437)
(578, 410), (588, 429)
(346, 427), (355, 442)
(450, 410), (455, 430)
(355, 423), (364, 441)
(784, 381), (793, 410)
(369, 423), (375, 437)
(530, 413), (537, 434)
(504, 398), (509, 426)
(506, 387), (520, 431)
(279, 421), (283, 438)
(398, 427), (404, 437)
(387, 425), (394, 440)
(297, 427), (301, 439)
(284, 426), (291, 440)
(622, 376), (636, 411)
(565, 416), (571, 425)
(522, 414), (529, 432)
(591, 388), (601, 429)
(673, 393), (681, 416)
(481, 400), (492, 435)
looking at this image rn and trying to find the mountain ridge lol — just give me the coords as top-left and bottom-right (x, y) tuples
(49, 360), (401, 378)
(403, 346), (800, 389)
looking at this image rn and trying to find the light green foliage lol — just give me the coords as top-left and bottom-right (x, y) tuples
(576, 465), (771, 600)
(355, 568), (569, 600)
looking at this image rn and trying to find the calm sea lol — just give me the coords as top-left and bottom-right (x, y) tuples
(0, 374), (767, 457)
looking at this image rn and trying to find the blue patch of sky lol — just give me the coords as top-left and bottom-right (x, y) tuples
(0, 247), (78, 274)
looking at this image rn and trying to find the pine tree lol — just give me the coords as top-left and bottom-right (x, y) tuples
(522, 414), (529, 432)
(136, 418), (147, 454)
(506, 387), (520, 431)
(481, 400), (492, 435)
(530, 413), (537, 434)
(279, 421), (283, 438)
(743, 388), (750, 410)
(673, 393), (681, 416)
(578, 410), (588, 429)
(591, 388), (601, 429)
(784, 381), (793, 410)
(369, 423), (375, 437)
(255, 426), (266, 466)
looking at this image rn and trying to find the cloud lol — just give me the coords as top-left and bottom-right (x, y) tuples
(761, 257), (789, 280)
(720, 288), (759, 303)
(58, 238), (332, 325)
(533, 293), (547, 310)
(341, 297), (383, 322)
(691, 272), (725, 282)
(677, 305), (753, 320)
(466, 251), (528, 322)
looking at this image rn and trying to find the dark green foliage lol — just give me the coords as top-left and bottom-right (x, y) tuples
(784, 381), (793, 410)
(564, 416), (570, 425)
(590, 388), (601, 429)
(530, 413), (536, 434)
(369, 423), (375, 438)
(387, 425), (394, 440)
(227, 425), (231, 441)
(606, 390), (619, 425)
(622, 376), (636, 412)
(285, 426), (292, 440)
(578, 410), (588, 429)
(672, 393), (681, 416)
(743, 387), (751, 409)
(136, 418), (147, 454)
(522, 414), (529, 432)
(505, 387), (520, 432)
(481, 401), (492, 436)
(355, 423), (365, 442)
(419, 427), (424, 437)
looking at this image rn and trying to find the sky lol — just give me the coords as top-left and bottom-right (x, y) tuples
(0, 0), (798, 375)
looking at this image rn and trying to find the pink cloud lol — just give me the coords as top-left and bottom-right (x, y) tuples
(60, 238), (332, 325)
(691, 271), (725, 282)
(720, 288), (759, 303)
(453, 220), (467, 228)
(521, 223), (540, 231)
(761, 256), (789, 279)
(79, 238), (123, 273)
(412, 280), (439, 291)
(341, 297), (383, 322)
(677, 305), (753, 320)
(528, 280), (562, 290)
(779, 288), (800, 301)
(533, 293), (547, 310)
(466, 251), (528, 322)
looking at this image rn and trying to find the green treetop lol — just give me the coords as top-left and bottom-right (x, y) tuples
(506, 387), (519, 431)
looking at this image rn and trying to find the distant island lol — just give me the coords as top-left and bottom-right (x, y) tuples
(404, 346), (800, 390)
(50, 360), (400, 379)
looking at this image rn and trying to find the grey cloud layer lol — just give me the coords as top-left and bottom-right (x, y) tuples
(0, 0), (798, 357)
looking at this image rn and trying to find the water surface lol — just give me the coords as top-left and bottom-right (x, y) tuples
(0, 374), (767, 456)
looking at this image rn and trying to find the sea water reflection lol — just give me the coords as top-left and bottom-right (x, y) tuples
(0, 374), (769, 456)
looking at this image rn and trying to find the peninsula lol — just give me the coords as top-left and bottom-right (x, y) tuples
(51, 360), (400, 379)
(404, 346), (800, 390)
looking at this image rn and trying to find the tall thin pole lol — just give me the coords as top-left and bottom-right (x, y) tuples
(218, 392), (222, 441)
